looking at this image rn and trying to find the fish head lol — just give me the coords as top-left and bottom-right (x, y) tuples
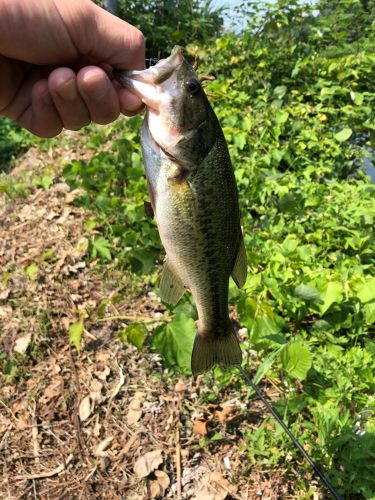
(114, 46), (218, 165)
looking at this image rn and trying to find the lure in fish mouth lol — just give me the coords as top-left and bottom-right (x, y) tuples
(114, 47), (247, 375)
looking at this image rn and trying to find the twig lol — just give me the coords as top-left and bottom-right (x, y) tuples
(68, 344), (84, 460)
(14, 454), (73, 480)
(95, 315), (161, 324)
(175, 428), (182, 500)
(31, 401), (40, 465)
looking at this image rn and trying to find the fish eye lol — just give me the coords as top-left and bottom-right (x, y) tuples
(185, 78), (201, 95)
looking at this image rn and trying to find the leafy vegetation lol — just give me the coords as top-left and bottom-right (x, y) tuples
(98, 0), (225, 57)
(1, 0), (375, 497)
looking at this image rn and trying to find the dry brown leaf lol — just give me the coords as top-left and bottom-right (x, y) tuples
(133, 449), (163, 479)
(109, 363), (125, 400)
(126, 392), (144, 425)
(214, 405), (236, 425)
(154, 470), (169, 491)
(0, 288), (10, 300)
(79, 395), (92, 422)
(0, 305), (12, 318)
(39, 378), (64, 405)
(193, 419), (209, 436)
(95, 351), (111, 362)
(95, 436), (113, 457)
(150, 480), (163, 499)
(14, 333), (31, 354)
(89, 380), (103, 404)
(192, 471), (235, 500)
(174, 379), (187, 393)
(95, 365), (110, 381)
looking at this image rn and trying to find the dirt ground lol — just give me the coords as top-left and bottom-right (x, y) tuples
(0, 143), (318, 499)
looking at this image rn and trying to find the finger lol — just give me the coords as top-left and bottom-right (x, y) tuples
(18, 80), (63, 138)
(48, 67), (90, 130)
(77, 66), (120, 125)
(117, 87), (145, 117)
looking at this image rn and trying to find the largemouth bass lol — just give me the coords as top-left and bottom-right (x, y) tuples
(114, 46), (247, 374)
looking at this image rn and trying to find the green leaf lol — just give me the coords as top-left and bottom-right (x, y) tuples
(320, 281), (344, 314)
(275, 111), (289, 124)
(40, 247), (56, 260)
(363, 302), (375, 324)
(334, 128), (352, 142)
(294, 284), (320, 302)
(124, 323), (147, 350)
(273, 85), (287, 99)
(151, 313), (196, 374)
(91, 237), (112, 260)
(234, 133), (247, 150)
(237, 296), (282, 343)
(97, 299), (109, 317)
(68, 322), (84, 353)
(280, 342), (312, 380)
(357, 278), (375, 303)
(253, 345), (286, 385)
(24, 263), (38, 281)
(33, 175), (53, 190)
(350, 91), (364, 106)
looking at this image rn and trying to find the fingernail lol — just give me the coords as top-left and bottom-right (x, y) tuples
(85, 76), (109, 100)
(56, 79), (77, 101)
(42, 90), (53, 106)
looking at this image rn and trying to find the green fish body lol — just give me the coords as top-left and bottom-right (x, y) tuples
(114, 47), (247, 374)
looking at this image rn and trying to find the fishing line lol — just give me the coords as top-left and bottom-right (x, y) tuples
(237, 366), (342, 500)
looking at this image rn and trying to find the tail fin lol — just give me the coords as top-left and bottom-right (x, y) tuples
(191, 329), (242, 375)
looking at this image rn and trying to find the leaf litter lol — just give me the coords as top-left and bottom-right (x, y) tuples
(0, 133), (319, 498)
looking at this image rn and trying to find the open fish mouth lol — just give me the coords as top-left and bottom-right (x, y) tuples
(113, 46), (185, 112)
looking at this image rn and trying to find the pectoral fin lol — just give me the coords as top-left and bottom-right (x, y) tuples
(231, 235), (247, 288)
(159, 259), (185, 305)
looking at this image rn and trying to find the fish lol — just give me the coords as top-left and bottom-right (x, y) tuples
(114, 46), (247, 375)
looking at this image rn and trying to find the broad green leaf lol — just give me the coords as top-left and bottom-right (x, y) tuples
(294, 284), (320, 302)
(126, 323), (147, 350)
(320, 281), (344, 314)
(40, 247), (56, 260)
(91, 237), (112, 260)
(33, 175), (53, 190)
(275, 111), (289, 124)
(24, 263), (38, 281)
(234, 133), (247, 150)
(253, 345), (285, 384)
(97, 299), (109, 317)
(334, 128), (352, 142)
(237, 297), (282, 343)
(282, 235), (299, 254)
(273, 85), (287, 99)
(357, 278), (375, 303)
(151, 313), (196, 374)
(350, 91), (364, 106)
(68, 322), (84, 353)
(363, 302), (375, 324)
(280, 342), (312, 380)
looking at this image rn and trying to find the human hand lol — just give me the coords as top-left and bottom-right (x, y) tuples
(0, 0), (145, 137)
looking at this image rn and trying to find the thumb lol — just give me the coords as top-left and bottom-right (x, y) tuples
(86, 2), (145, 70)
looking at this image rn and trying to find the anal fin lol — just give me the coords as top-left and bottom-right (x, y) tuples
(159, 259), (185, 306)
(232, 234), (247, 288)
